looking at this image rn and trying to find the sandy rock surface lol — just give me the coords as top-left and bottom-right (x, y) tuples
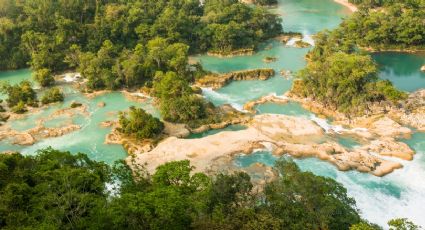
(128, 114), (408, 177)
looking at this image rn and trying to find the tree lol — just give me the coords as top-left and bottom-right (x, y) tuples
(33, 68), (55, 87)
(388, 218), (420, 230)
(0, 80), (38, 109)
(118, 106), (164, 139)
(153, 71), (207, 123)
(0, 148), (111, 229)
(41, 87), (65, 104)
(295, 52), (405, 114)
(264, 158), (361, 230)
(3, 149), (414, 230)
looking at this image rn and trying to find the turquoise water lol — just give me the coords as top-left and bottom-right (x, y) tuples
(274, 0), (351, 34)
(0, 68), (32, 85)
(372, 52), (425, 92)
(234, 150), (278, 167)
(198, 0), (425, 227)
(196, 41), (308, 73)
(18, 90), (159, 164)
(255, 101), (313, 117)
(197, 41), (308, 109)
(237, 132), (425, 226)
(187, 124), (247, 139)
(335, 135), (361, 149)
(0, 69), (34, 99)
(196, 0), (350, 107)
(2, 84), (159, 164)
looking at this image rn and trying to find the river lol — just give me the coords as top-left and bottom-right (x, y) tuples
(0, 0), (424, 227)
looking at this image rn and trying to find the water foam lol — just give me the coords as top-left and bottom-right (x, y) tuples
(201, 87), (246, 112)
(310, 115), (347, 133)
(286, 34), (315, 47)
(337, 153), (425, 227)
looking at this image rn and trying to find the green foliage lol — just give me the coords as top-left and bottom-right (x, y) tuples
(264, 158), (362, 230)
(350, 221), (382, 230)
(0, 148), (111, 229)
(294, 1), (415, 116)
(1, 149), (419, 229)
(388, 218), (420, 230)
(41, 87), (65, 105)
(0, 0), (282, 74)
(297, 53), (374, 113)
(296, 51), (406, 115)
(349, 0), (423, 9)
(0, 17), (28, 70)
(119, 106), (164, 139)
(10, 100), (26, 114)
(306, 30), (356, 62)
(254, 0), (279, 6)
(153, 71), (207, 123)
(0, 80), (38, 110)
(340, 2), (425, 50)
(70, 102), (83, 108)
(33, 68), (55, 87)
(350, 218), (421, 230)
(374, 80), (408, 102)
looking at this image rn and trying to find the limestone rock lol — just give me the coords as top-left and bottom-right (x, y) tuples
(196, 69), (275, 89)
(369, 117), (412, 137)
(163, 122), (190, 138)
(362, 138), (415, 160)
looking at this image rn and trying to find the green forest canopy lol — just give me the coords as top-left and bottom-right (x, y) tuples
(0, 0), (282, 72)
(0, 149), (418, 229)
(291, 0), (421, 115)
(342, 1), (425, 50)
(0, 0), (283, 123)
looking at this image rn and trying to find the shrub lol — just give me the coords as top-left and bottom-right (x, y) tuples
(41, 87), (64, 104)
(119, 106), (164, 139)
(33, 68), (55, 87)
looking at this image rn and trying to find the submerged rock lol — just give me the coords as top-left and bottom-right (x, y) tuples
(294, 40), (311, 48)
(70, 102), (83, 108)
(280, 69), (293, 79)
(263, 56), (278, 63)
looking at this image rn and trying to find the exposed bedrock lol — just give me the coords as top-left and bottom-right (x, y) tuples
(128, 114), (410, 177)
(195, 69), (275, 89)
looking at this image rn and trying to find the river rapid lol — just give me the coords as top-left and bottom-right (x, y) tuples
(0, 0), (424, 227)
(196, 0), (425, 227)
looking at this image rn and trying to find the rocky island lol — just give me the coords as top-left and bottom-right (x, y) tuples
(128, 114), (409, 177)
(195, 69), (275, 89)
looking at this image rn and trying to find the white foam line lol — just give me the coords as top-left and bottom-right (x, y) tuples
(201, 87), (247, 112)
(310, 115), (347, 133)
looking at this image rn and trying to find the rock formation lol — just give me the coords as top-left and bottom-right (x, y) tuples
(243, 94), (289, 113)
(196, 69), (275, 89)
(206, 48), (255, 57)
(127, 114), (409, 177)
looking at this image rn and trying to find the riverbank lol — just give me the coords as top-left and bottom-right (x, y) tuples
(285, 89), (425, 132)
(333, 0), (358, 12)
(128, 113), (413, 177)
(206, 48), (255, 57)
(195, 69), (275, 89)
